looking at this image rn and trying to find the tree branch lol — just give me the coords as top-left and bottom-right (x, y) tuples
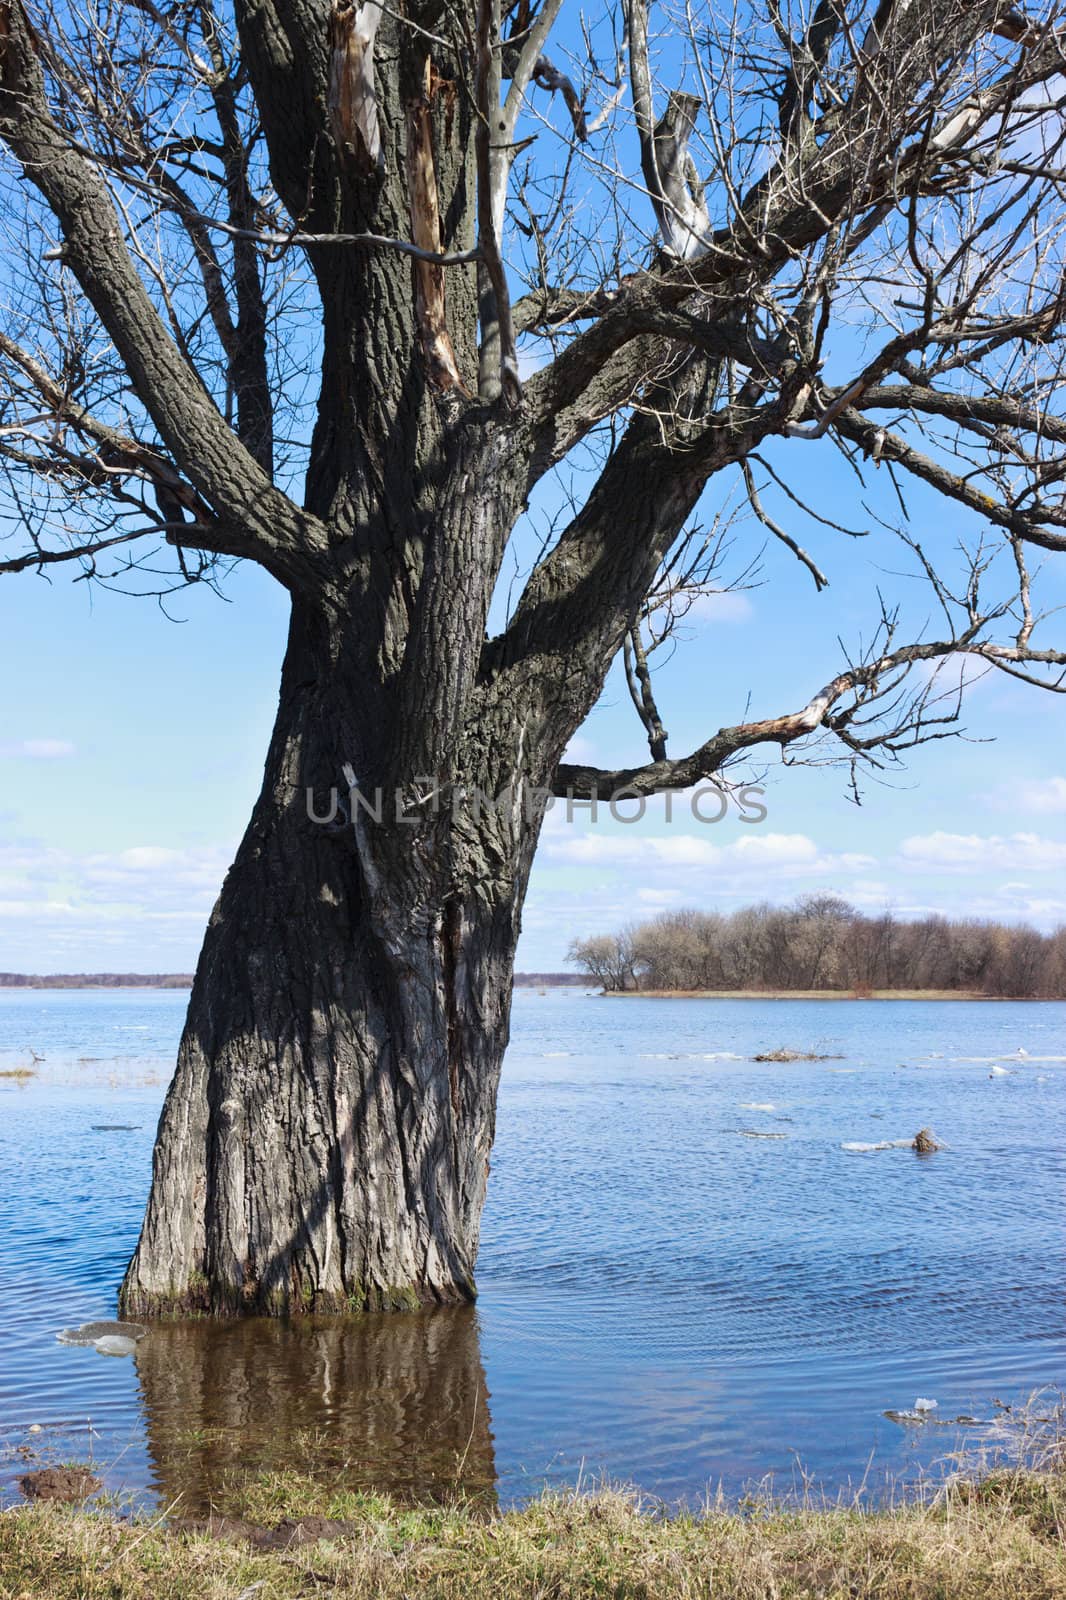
(524, 2), (1066, 437)
(830, 408), (1066, 554)
(554, 634), (1066, 799)
(476, 0), (519, 403)
(0, 0), (327, 585)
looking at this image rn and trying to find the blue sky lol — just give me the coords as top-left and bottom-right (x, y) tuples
(3, 428), (1066, 973)
(3, 8), (1066, 972)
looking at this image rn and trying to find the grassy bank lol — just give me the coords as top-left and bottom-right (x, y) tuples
(2, 1466), (1064, 1599)
(602, 988), (1022, 1001)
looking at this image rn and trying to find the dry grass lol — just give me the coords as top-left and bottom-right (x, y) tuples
(609, 990), (1000, 1002)
(1, 1463), (1064, 1599)
(0, 1068), (36, 1080)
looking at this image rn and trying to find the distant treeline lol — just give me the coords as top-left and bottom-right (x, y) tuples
(514, 973), (586, 987)
(0, 973), (194, 988)
(0, 971), (582, 990)
(569, 897), (1066, 998)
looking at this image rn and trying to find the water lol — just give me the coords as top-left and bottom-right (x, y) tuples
(0, 987), (1063, 1512)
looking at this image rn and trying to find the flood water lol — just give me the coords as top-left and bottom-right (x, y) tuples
(0, 987), (1063, 1512)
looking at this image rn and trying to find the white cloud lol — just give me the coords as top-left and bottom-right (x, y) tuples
(636, 887), (682, 904)
(543, 826), (874, 878)
(727, 832), (819, 865)
(0, 739), (76, 759)
(115, 846), (183, 870)
(898, 831), (1066, 872)
(546, 832), (720, 867)
(0, 839), (232, 968)
(1011, 777), (1066, 815)
(685, 588), (754, 624)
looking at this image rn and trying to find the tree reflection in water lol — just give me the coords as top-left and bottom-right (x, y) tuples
(133, 1306), (496, 1513)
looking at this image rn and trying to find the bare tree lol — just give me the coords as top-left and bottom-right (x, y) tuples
(567, 931), (636, 989)
(573, 899), (1066, 995)
(2, 0), (1066, 1314)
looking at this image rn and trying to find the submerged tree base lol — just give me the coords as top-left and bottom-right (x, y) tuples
(4, 1467), (1065, 1599)
(118, 1275), (475, 1320)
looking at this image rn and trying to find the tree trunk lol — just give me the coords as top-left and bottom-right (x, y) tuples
(121, 598), (537, 1318)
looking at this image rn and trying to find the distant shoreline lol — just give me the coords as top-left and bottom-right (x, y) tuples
(2, 977), (1060, 999)
(0, 972), (583, 991)
(600, 987), (1064, 1001)
(0, 975), (194, 990)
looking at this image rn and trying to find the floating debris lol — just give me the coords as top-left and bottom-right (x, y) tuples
(752, 1049), (842, 1063)
(912, 1127), (941, 1153)
(884, 1400), (989, 1428)
(734, 1128), (788, 1140)
(883, 1397), (937, 1425)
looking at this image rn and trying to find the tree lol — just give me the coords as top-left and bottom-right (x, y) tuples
(631, 909), (718, 989)
(2, 0), (1066, 1314)
(571, 898), (1066, 994)
(567, 931), (636, 991)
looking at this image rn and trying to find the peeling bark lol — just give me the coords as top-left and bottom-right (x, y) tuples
(652, 92), (711, 261)
(406, 60), (467, 392)
(329, 0), (384, 176)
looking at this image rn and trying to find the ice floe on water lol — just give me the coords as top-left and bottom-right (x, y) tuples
(840, 1138), (918, 1154)
(739, 1102), (777, 1111)
(639, 1051), (743, 1061)
(56, 1321), (147, 1358)
(884, 1397), (937, 1423)
(952, 1053), (1066, 1064)
(94, 1335), (139, 1357)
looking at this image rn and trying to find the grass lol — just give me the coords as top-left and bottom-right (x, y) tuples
(2, 1462), (1065, 1599)
(605, 989), (1017, 1002)
(0, 1068), (37, 1080)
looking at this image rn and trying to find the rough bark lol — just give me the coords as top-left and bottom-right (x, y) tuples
(122, 597), (541, 1316)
